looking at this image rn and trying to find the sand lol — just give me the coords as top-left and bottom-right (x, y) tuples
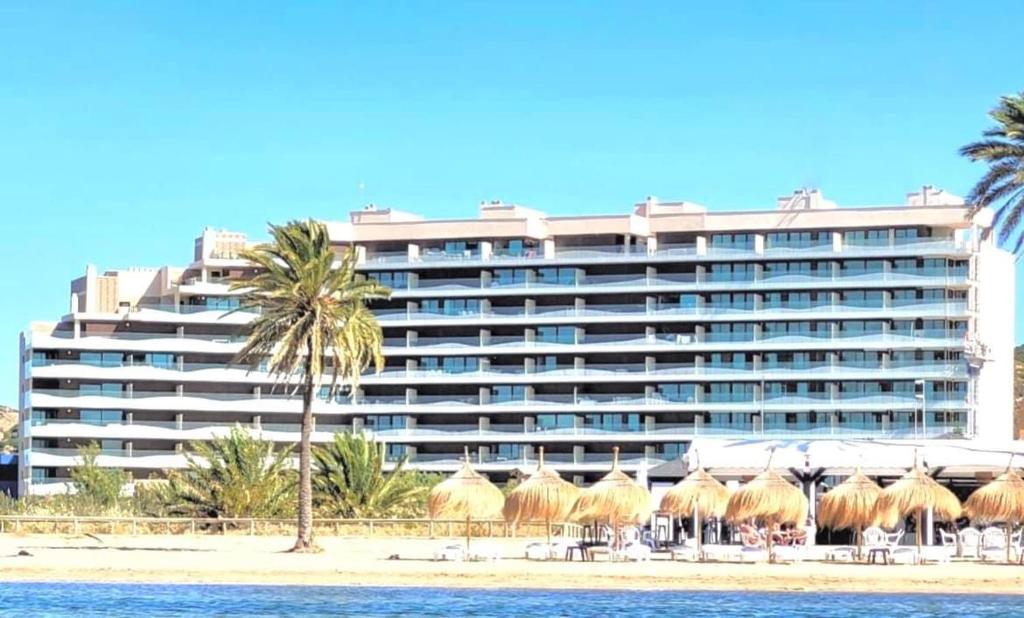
(2, 534), (1024, 594)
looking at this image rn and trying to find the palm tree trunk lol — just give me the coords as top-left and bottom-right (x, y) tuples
(915, 511), (922, 564)
(292, 347), (317, 552)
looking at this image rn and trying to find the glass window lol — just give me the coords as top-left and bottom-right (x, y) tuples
(583, 414), (641, 431)
(538, 326), (576, 344)
(80, 352), (124, 367)
(538, 267), (578, 285)
(537, 414), (575, 429)
(493, 268), (530, 286)
(369, 271), (409, 289)
(79, 383), (123, 397)
(492, 385), (526, 403)
(656, 383), (697, 402)
(145, 353), (176, 369)
(366, 415), (406, 430)
(80, 409), (124, 425)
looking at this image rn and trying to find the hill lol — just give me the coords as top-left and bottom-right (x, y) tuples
(0, 405), (16, 453)
(1016, 346), (1024, 439)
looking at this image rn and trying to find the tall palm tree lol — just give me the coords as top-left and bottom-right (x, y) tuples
(232, 219), (390, 551)
(313, 432), (428, 518)
(961, 92), (1024, 252)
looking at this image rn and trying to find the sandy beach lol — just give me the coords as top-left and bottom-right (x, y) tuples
(3, 533), (1024, 594)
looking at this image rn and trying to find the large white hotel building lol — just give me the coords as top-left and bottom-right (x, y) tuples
(16, 187), (1015, 496)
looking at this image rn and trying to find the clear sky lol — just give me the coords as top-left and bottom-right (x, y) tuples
(1, 1), (1022, 406)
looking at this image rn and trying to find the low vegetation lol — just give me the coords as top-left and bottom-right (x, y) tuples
(1, 429), (442, 522)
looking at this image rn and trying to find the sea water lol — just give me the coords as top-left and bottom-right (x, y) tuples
(0, 583), (1018, 617)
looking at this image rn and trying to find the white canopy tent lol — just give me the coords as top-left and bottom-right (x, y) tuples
(650, 439), (1024, 480)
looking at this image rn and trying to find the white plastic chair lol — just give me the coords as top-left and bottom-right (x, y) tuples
(862, 526), (886, 548)
(432, 543), (465, 561)
(468, 541), (502, 562)
(980, 527), (1011, 562)
(959, 527), (982, 558)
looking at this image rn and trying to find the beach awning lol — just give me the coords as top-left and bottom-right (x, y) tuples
(647, 439), (1024, 480)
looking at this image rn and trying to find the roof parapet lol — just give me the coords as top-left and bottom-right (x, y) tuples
(350, 204), (424, 225)
(777, 189), (837, 211)
(479, 200), (547, 220)
(633, 196), (706, 217)
(906, 185), (965, 207)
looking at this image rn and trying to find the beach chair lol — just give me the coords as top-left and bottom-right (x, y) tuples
(668, 539), (698, 562)
(958, 527), (981, 559)
(979, 527), (1014, 562)
(467, 542), (502, 562)
(611, 527), (652, 562)
(885, 530), (918, 564)
(432, 543), (465, 561)
(525, 542), (550, 561)
(737, 525), (768, 562)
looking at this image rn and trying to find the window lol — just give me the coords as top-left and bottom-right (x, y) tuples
(442, 356), (479, 373)
(369, 271), (409, 289)
(79, 383), (123, 397)
(385, 444), (408, 460)
(537, 414), (575, 430)
(80, 409), (124, 425)
(80, 352), (124, 367)
(493, 268), (530, 286)
(100, 439), (124, 453)
(442, 298), (480, 316)
(841, 260), (885, 274)
(656, 384), (697, 402)
(710, 233), (754, 250)
(366, 415), (406, 430)
(492, 385), (526, 403)
(765, 231), (829, 249)
(844, 229), (889, 247)
(145, 353), (176, 369)
(708, 263), (756, 282)
(538, 267), (578, 285)
(494, 444), (523, 460)
(584, 414), (641, 431)
(658, 443), (688, 459)
(206, 296), (240, 310)
(538, 326), (576, 344)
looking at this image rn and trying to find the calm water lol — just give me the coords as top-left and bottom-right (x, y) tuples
(0, 583), (1019, 617)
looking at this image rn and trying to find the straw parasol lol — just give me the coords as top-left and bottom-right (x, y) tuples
(503, 447), (581, 545)
(817, 468), (883, 558)
(725, 449), (808, 562)
(427, 447), (505, 549)
(964, 459), (1024, 563)
(876, 454), (961, 561)
(572, 447), (652, 543)
(659, 453), (729, 560)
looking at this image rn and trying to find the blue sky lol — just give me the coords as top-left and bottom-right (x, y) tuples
(1, 1), (1022, 405)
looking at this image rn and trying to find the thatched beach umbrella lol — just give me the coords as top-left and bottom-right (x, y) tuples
(427, 447), (505, 549)
(725, 451), (808, 562)
(572, 447), (652, 542)
(818, 468), (883, 558)
(503, 447), (580, 545)
(659, 456), (729, 560)
(965, 463), (1024, 563)
(876, 457), (961, 561)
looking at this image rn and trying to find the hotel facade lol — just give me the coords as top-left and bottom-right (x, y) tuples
(16, 187), (1015, 496)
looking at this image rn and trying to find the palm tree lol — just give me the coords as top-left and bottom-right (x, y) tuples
(313, 433), (428, 518)
(961, 92), (1024, 251)
(163, 426), (296, 518)
(232, 219), (390, 551)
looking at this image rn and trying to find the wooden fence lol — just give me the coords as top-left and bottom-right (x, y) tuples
(0, 515), (583, 539)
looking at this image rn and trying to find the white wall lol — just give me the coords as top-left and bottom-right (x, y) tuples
(974, 242), (1015, 440)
